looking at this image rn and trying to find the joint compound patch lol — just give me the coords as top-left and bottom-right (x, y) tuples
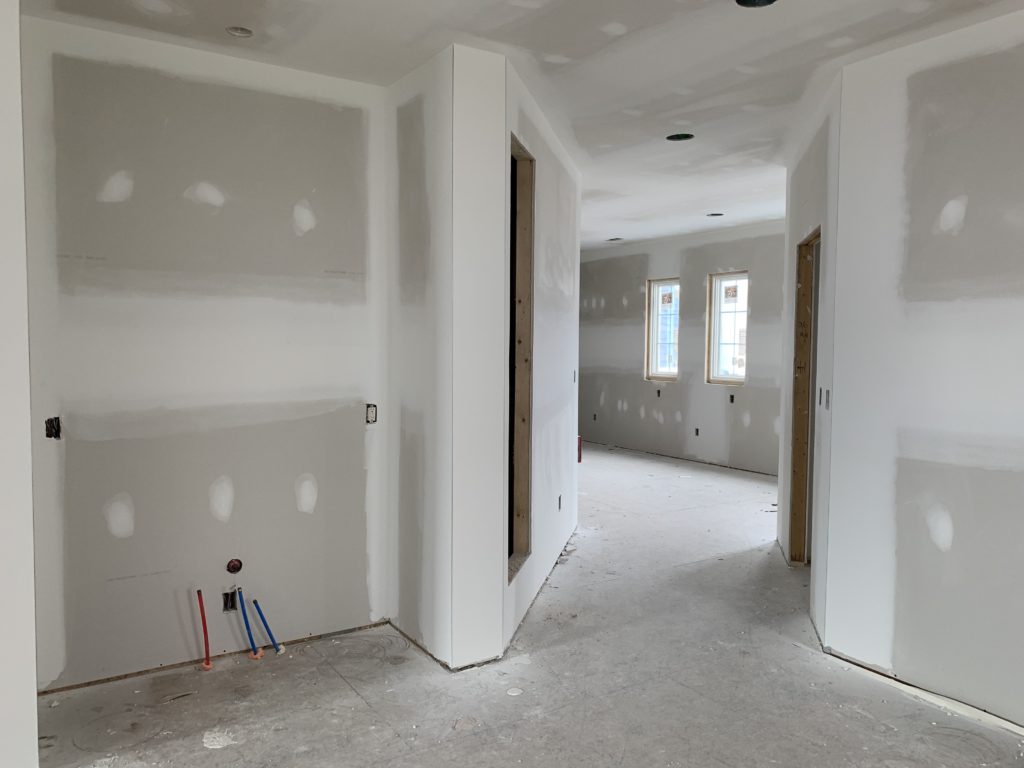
(102, 493), (135, 539)
(97, 170), (134, 203)
(295, 473), (318, 514)
(209, 475), (234, 523)
(202, 728), (239, 750)
(292, 198), (317, 237)
(925, 503), (955, 552)
(183, 181), (226, 209)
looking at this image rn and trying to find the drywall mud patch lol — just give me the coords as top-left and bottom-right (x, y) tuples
(57, 400), (369, 687)
(54, 56), (368, 299)
(580, 253), (649, 324)
(893, 456), (1024, 725)
(903, 43), (1024, 300)
(398, 96), (431, 302)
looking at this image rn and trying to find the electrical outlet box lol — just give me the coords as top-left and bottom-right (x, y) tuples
(222, 590), (238, 612)
(45, 416), (62, 440)
(366, 404), (378, 424)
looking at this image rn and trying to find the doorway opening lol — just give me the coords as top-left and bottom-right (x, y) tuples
(509, 135), (535, 579)
(789, 229), (821, 565)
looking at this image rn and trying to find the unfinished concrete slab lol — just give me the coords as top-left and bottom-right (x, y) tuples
(37, 445), (1022, 767)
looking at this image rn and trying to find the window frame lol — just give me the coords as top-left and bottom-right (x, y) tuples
(706, 270), (750, 386)
(644, 277), (681, 382)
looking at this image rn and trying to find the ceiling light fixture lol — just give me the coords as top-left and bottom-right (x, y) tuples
(666, 133), (695, 142)
(736, 0), (778, 7)
(707, 213), (725, 217)
(607, 237), (624, 242)
(226, 25), (254, 38)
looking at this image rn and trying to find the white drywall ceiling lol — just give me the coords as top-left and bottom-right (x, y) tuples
(23, 0), (1005, 246)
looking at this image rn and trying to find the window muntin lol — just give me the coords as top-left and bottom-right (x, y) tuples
(646, 278), (680, 380)
(708, 272), (749, 384)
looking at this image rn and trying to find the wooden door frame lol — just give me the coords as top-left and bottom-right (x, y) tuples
(508, 135), (535, 580)
(789, 228), (821, 566)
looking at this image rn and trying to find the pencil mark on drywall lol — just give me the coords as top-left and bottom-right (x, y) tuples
(97, 170), (134, 203)
(183, 181), (227, 210)
(209, 475), (234, 523)
(102, 493), (135, 538)
(295, 473), (319, 514)
(292, 198), (317, 237)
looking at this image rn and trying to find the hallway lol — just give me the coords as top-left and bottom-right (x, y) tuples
(38, 445), (1021, 767)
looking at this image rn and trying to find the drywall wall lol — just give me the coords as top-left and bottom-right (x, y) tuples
(450, 45), (508, 669)
(387, 47), (581, 667)
(1, 6), (40, 766)
(389, 47), (455, 666)
(825, 10), (1024, 724)
(23, 17), (391, 688)
(579, 223), (785, 477)
(777, 74), (842, 635)
(503, 62), (581, 649)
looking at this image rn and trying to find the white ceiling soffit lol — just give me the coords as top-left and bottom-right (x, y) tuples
(22, 0), (1010, 247)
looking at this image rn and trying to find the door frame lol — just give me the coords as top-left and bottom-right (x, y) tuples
(789, 228), (821, 565)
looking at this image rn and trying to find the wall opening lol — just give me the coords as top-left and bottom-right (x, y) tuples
(509, 135), (535, 579)
(789, 229), (821, 565)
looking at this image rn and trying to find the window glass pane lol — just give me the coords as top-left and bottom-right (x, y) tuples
(708, 273), (749, 383)
(647, 280), (680, 378)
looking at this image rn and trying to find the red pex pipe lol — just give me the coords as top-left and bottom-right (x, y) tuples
(196, 589), (213, 671)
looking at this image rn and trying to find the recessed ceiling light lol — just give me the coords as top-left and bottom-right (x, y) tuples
(707, 213), (725, 217)
(736, 0), (778, 7)
(666, 133), (695, 142)
(226, 26), (254, 38)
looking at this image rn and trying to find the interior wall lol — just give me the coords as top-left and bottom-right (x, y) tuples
(502, 62), (581, 649)
(825, 10), (1024, 725)
(1, 7), (40, 766)
(579, 223), (785, 477)
(23, 17), (391, 689)
(777, 76), (842, 633)
(450, 45), (508, 668)
(388, 47), (455, 666)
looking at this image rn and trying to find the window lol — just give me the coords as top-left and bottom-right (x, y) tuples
(645, 278), (680, 380)
(707, 271), (749, 384)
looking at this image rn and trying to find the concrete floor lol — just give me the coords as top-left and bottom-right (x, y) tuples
(38, 444), (1023, 767)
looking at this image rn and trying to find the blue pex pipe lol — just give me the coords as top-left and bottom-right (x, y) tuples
(253, 599), (285, 655)
(237, 587), (262, 659)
